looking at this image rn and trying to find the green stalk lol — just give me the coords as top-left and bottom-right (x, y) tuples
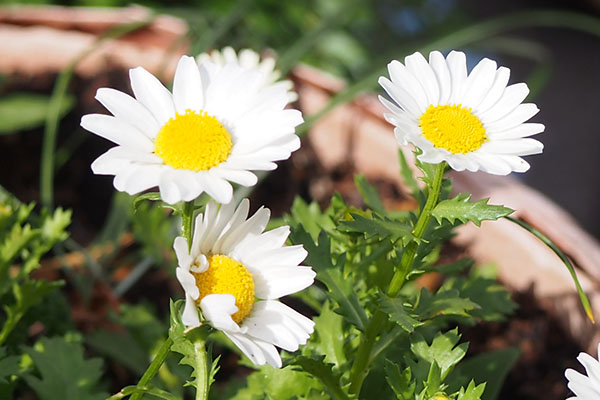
(129, 337), (174, 400)
(193, 338), (210, 400)
(348, 162), (446, 396)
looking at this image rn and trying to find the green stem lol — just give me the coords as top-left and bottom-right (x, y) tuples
(129, 337), (174, 400)
(182, 201), (195, 250)
(388, 162), (446, 296)
(193, 338), (210, 400)
(348, 162), (446, 396)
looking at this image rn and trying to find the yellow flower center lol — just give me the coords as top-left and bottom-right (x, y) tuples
(192, 254), (255, 324)
(154, 110), (233, 171)
(419, 104), (487, 154)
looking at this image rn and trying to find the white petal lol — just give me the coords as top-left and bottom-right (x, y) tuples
(446, 50), (467, 105)
(481, 138), (543, 156)
(176, 267), (199, 300)
(173, 236), (193, 269)
(462, 58), (497, 109)
(252, 265), (316, 299)
(95, 88), (160, 138)
(212, 168), (258, 187)
(378, 76), (422, 118)
(197, 173), (233, 204)
(476, 66), (511, 113)
(405, 52), (439, 106)
(488, 122), (544, 140)
(479, 83), (529, 123)
(200, 294), (241, 333)
(182, 295), (201, 327)
(112, 165), (162, 194)
(485, 103), (539, 132)
(429, 51), (451, 105)
(82, 114), (154, 151)
(225, 332), (271, 366)
(129, 66), (175, 126)
(211, 199), (251, 254)
(388, 60), (429, 112)
(172, 55), (204, 114)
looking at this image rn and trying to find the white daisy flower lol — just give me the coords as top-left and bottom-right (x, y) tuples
(196, 47), (298, 102)
(379, 50), (544, 175)
(565, 343), (600, 399)
(174, 198), (316, 368)
(82, 54), (303, 205)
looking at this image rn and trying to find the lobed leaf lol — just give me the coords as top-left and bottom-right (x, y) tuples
(432, 193), (513, 227)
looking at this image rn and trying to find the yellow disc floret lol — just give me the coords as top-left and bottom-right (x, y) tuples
(420, 104), (487, 154)
(154, 110), (232, 171)
(192, 254), (255, 324)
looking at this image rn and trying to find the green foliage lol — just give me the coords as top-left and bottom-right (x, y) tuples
(230, 364), (319, 400)
(289, 227), (367, 331)
(293, 356), (355, 400)
(0, 93), (74, 134)
(354, 175), (385, 214)
(385, 361), (415, 400)
(432, 194), (513, 227)
(24, 336), (107, 400)
(339, 212), (414, 245)
(410, 329), (468, 382)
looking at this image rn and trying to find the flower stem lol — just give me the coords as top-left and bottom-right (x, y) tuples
(129, 337), (174, 400)
(348, 161), (446, 396)
(194, 337), (210, 400)
(182, 201), (195, 250)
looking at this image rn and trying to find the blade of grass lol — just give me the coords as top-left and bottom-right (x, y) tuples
(40, 17), (154, 210)
(506, 216), (594, 323)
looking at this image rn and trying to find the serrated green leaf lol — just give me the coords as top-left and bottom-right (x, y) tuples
(411, 329), (468, 380)
(289, 227), (367, 331)
(231, 364), (318, 400)
(448, 348), (519, 400)
(380, 294), (423, 333)
(313, 302), (347, 367)
(354, 175), (385, 214)
(385, 360), (415, 400)
(456, 380), (486, 400)
(168, 300), (213, 392)
(339, 212), (414, 245)
(0, 93), (74, 134)
(413, 288), (480, 320)
(432, 194), (513, 227)
(23, 336), (107, 400)
(293, 355), (354, 400)
(285, 197), (334, 242)
(425, 361), (443, 396)
(0, 280), (63, 346)
(442, 274), (516, 322)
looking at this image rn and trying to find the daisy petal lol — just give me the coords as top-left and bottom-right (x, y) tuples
(173, 55), (204, 114)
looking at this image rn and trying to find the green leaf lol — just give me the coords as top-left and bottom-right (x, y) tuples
(0, 348), (20, 384)
(339, 212), (414, 245)
(293, 356), (354, 400)
(106, 385), (181, 400)
(413, 288), (480, 320)
(443, 274), (516, 322)
(354, 175), (385, 214)
(24, 336), (107, 400)
(289, 227), (368, 331)
(0, 93), (74, 134)
(86, 330), (148, 376)
(168, 300), (213, 391)
(456, 380), (486, 400)
(231, 364), (318, 400)
(425, 361), (443, 396)
(506, 216), (594, 322)
(410, 329), (468, 380)
(379, 294), (423, 333)
(133, 192), (163, 211)
(397, 149), (420, 198)
(448, 348), (519, 400)
(285, 197), (334, 242)
(0, 280), (63, 346)
(432, 194), (513, 227)
(385, 361), (415, 400)
(313, 302), (347, 367)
